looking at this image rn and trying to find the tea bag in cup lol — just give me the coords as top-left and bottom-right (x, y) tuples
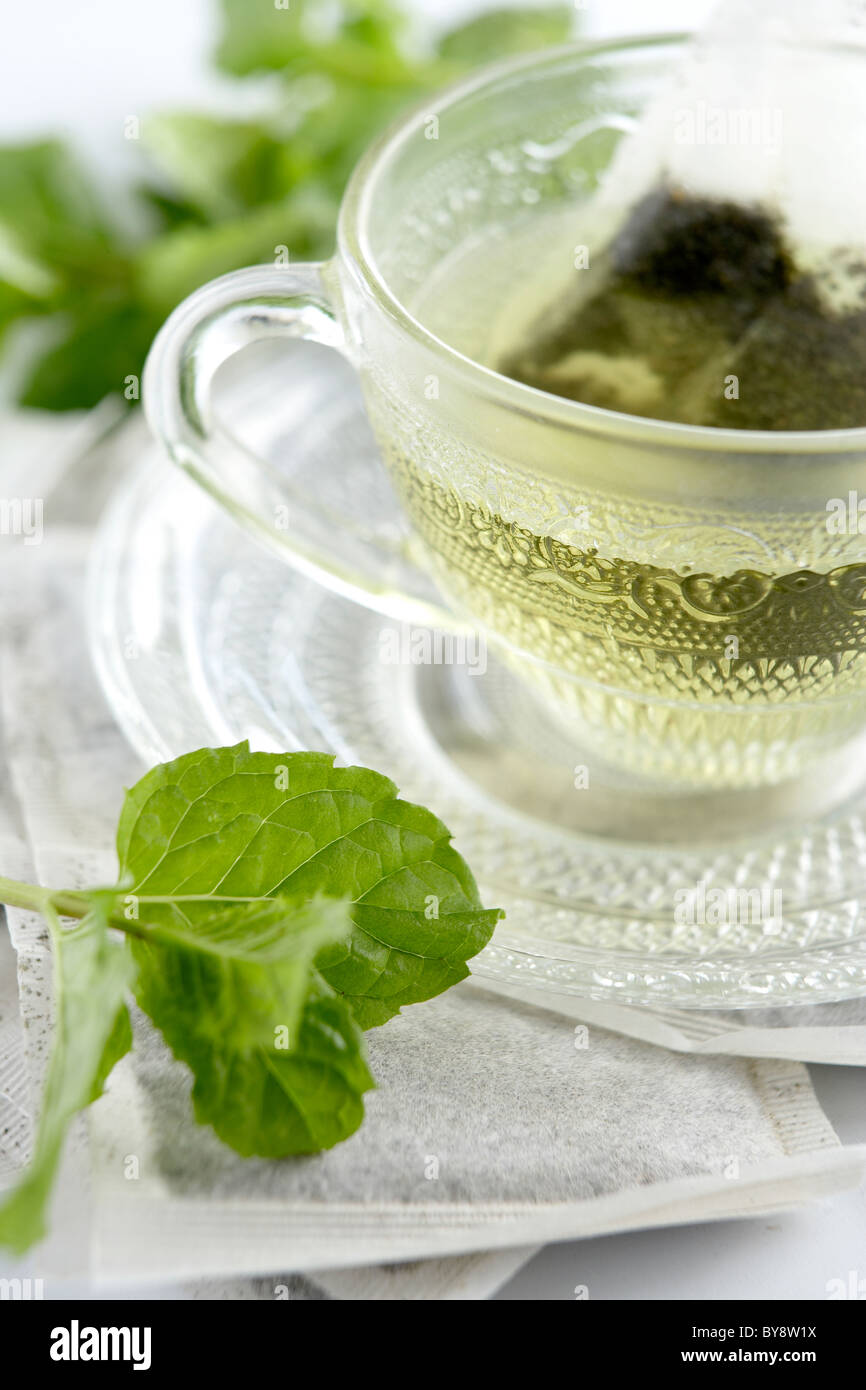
(503, 0), (866, 429)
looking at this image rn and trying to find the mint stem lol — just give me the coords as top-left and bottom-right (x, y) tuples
(0, 875), (90, 920)
(0, 875), (175, 944)
(0, 875), (308, 948)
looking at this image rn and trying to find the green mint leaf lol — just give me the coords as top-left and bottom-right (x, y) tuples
(134, 194), (337, 313)
(88, 1001), (134, 1104)
(141, 114), (303, 222)
(215, 0), (411, 81)
(0, 141), (118, 300)
(0, 140), (145, 409)
(131, 893), (352, 1049)
(17, 300), (159, 412)
(289, 79), (425, 193)
(115, 743), (502, 1030)
(437, 6), (576, 63)
(215, 0), (312, 75)
(135, 186), (210, 234)
(0, 907), (133, 1255)
(130, 893), (372, 1155)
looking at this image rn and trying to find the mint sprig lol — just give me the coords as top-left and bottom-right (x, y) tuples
(0, 744), (502, 1252)
(0, 1), (579, 410)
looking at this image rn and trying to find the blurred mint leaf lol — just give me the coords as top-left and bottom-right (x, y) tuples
(0, 141), (133, 357)
(135, 193), (337, 310)
(0, 140), (151, 408)
(141, 113), (304, 221)
(0, 142), (118, 296)
(162, 969), (372, 1156)
(116, 742), (502, 1030)
(0, 228), (61, 314)
(0, 2), (580, 410)
(0, 907), (133, 1255)
(130, 894), (373, 1156)
(215, 0), (309, 74)
(136, 186), (210, 234)
(307, 76), (430, 184)
(215, 0), (415, 83)
(438, 6), (575, 62)
(17, 300), (159, 411)
(132, 895), (352, 1046)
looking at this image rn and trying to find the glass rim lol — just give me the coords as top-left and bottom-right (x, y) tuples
(338, 32), (866, 458)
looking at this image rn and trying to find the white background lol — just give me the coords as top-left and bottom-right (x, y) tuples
(1, 0), (864, 1302)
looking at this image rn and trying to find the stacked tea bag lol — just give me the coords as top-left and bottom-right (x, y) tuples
(505, 0), (866, 429)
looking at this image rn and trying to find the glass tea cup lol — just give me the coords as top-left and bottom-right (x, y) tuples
(143, 35), (866, 791)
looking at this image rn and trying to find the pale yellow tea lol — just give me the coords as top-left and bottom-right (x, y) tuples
(375, 202), (866, 787)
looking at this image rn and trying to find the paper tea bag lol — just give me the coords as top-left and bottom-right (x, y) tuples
(503, 0), (866, 429)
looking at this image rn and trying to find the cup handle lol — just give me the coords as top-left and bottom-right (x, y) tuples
(143, 264), (466, 631)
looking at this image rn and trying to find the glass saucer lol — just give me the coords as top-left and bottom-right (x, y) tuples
(88, 347), (866, 1009)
